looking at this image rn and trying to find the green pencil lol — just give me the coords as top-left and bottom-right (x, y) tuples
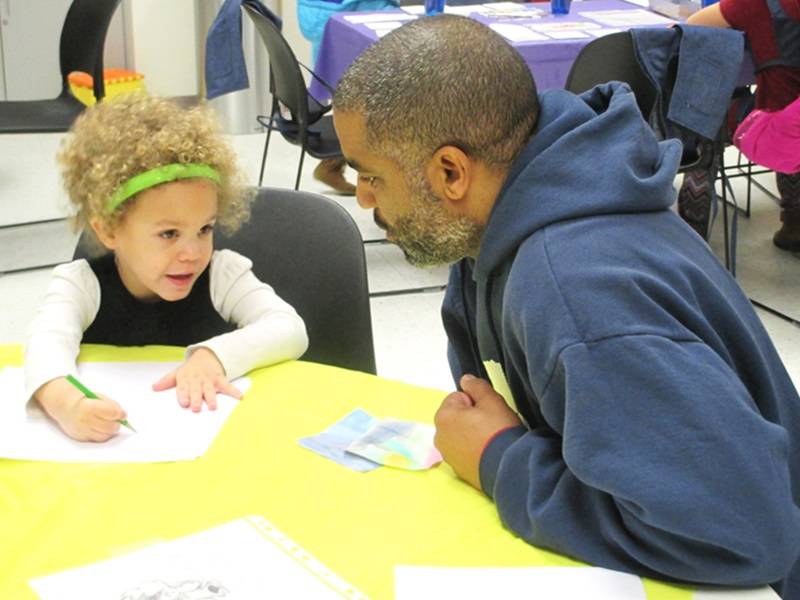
(65, 374), (136, 432)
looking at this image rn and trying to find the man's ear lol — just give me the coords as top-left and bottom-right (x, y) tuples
(89, 217), (117, 251)
(426, 145), (472, 206)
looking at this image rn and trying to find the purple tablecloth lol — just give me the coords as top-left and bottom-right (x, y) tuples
(309, 0), (676, 101)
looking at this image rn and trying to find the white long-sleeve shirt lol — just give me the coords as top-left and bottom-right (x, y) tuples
(24, 249), (308, 399)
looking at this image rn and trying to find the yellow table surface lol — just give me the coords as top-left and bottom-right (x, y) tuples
(0, 344), (693, 600)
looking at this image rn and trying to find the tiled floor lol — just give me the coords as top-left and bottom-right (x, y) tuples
(1, 130), (798, 395)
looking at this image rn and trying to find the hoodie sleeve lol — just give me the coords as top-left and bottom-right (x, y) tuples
(441, 260), (485, 387)
(479, 333), (800, 586)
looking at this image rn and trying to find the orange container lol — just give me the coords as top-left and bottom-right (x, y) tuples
(68, 68), (145, 105)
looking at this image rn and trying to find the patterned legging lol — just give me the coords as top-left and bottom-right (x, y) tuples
(678, 169), (800, 240)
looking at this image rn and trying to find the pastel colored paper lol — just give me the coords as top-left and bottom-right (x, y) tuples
(298, 409), (381, 472)
(346, 419), (442, 470)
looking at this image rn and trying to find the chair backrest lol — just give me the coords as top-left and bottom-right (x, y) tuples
(244, 4), (312, 131)
(564, 31), (656, 120)
(58, 0), (123, 100)
(73, 187), (377, 375)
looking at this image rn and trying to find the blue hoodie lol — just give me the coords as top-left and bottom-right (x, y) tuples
(441, 82), (800, 597)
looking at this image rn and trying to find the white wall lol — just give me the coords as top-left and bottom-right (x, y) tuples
(280, 0), (313, 68)
(126, 0), (198, 97)
(124, 0), (312, 100)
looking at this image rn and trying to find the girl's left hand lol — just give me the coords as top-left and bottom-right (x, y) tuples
(152, 348), (242, 412)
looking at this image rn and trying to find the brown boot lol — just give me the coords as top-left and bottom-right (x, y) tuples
(773, 173), (800, 252)
(313, 157), (356, 195)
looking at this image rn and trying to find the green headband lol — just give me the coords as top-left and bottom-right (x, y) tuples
(106, 163), (221, 213)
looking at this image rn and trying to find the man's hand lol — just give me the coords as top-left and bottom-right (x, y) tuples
(152, 347), (242, 412)
(433, 374), (522, 490)
(36, 377), (126, 442)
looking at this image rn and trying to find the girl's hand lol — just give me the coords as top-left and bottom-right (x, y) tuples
(152, 347), (242, 412)
(36, 377), (126, 442)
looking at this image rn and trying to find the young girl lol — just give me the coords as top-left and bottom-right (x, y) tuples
(25, 94), (308, 443)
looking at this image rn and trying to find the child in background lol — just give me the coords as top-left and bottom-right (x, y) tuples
(733, 94), (800, 174)
(298, 0), (399, 195)
(682, 0), (800, 251)
(25, 94), (309, 443)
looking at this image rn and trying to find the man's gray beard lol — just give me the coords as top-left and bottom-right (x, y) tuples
(391, 176), (483, 268)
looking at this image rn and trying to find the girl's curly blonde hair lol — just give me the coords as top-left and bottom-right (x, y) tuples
(58, 93), (251, 240)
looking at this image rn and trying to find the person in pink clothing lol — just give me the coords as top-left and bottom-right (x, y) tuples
(684, 0), (800, 251)
(734, 94), (800, 174)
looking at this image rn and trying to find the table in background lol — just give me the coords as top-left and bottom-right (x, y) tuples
(0, 345), (753, 599)
(311, 0), (676, 101)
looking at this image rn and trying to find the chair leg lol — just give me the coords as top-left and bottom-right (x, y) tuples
(258, 126), (273, 187)
(745, 158), (752, 218)
(718, 148), (739, 276)
(719, 153), (731, 273)
(724, 173), (738, 277)
(295, 148), (306, 191)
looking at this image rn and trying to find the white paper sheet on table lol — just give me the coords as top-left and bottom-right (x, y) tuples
(29, 516), (367, 600)
(693, 587), (781, 599)
(581, 8), (676, 25)
(394, 566), (647, 600)
(529, 20), (601, 32)
(490, 23), (549, 42)
(394, 566), (781, 600)
(482, 1), (525, 9)
(402, 3), (494, 15)
(590, 27), (624, 37)
(446, 4), (492, 15)
(364, 20), (405, 32)
(344, 11), (415, 23)
(546, 29), (591, 38)
(0, 362), (248, 463)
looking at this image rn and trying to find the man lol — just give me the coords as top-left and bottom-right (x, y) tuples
(333, 15), (800, 597)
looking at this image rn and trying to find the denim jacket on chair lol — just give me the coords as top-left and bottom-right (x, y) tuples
(205, 0), (282, 100)
(631, 26), (744, 162)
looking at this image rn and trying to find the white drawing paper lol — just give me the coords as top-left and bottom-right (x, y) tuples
(693, 587), (781, 599)
(29, 516), (367, 600)
(0, 362), (248, 463)
(394, 565), (647, 600)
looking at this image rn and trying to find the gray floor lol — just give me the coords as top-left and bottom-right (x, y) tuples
(1, 132), (798, 393)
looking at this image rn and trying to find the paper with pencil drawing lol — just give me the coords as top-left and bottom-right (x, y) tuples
(0, 362), (248, 463)
(29, 516), (368, 600)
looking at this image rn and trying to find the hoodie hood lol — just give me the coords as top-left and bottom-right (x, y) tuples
(475, 81), (682, 281)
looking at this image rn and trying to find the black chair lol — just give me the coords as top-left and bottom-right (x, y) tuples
(73, 187), (376, 374)
(243, 4), (344, 190)
(0, 0), (122, 134)
(565, 32), (656, 120)
(565, 31), (737, 273)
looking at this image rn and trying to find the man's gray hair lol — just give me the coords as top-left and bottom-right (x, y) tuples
(333, 15), (539, 170)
